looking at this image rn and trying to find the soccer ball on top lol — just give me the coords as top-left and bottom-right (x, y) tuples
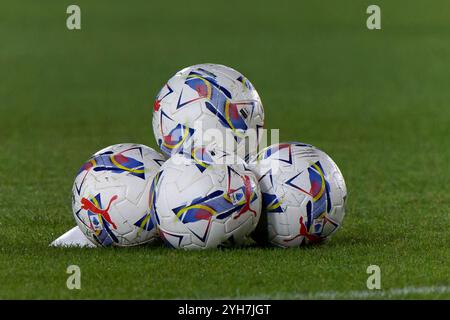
(152, 63), (264, 161)
(72, 143), (166, 247)
(150, 147), (262, 249)
(249, 142), (347, 247)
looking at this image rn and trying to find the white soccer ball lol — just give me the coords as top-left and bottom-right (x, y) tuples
(152, 63), (264, 160)
(150, 148), (262, 249)
(72, 143), (166, 247)
(249, 142), (347, 247)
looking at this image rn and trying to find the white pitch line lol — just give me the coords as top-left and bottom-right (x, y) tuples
(215, 285), (450, 300)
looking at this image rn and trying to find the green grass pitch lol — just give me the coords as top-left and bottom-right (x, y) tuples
(0, 0), (449, 299)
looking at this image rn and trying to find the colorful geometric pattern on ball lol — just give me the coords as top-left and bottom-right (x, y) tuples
(152, 64), (265, 159)
(190, 147), (213, 172)
(284, 161), (338, 244)
(250, 142), (347, 247)
(182, 71), (251, 134)
(74, 193), (118, 246)
(147, 170), (163, 227)
(72, 144), (166, 247)
(152, 153), (262, 249)
(74, 146), (147, 196)
(78, 147), (145, 178)
(158, 111), (195, 155)
(159, 167), (258, 245)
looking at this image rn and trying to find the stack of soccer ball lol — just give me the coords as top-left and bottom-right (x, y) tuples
(71, 64), (347, 249)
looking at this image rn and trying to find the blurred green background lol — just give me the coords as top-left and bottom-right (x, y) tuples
(0, 0), (449, 299)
